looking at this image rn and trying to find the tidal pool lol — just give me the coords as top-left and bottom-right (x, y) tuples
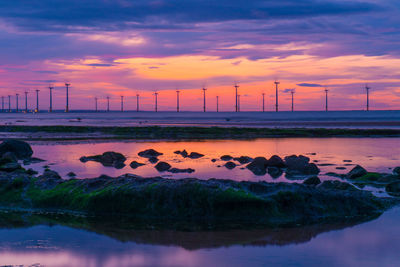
(25, 137), (400, 182)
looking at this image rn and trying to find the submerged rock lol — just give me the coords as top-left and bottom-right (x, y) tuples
(303, 176), (321, 186)
(188, 152), (204, 159)
(246, 157), (268, 175)
(130, 161), (145, 169)
(220, 155), (233, 161)
(138, 149), (163, 158)
(224, 161), (237, 169)
(347, 165), (367, 179)
(234, 156), (253, 164)
(80, 151), (126, 169)
(168, 168), (195, 174)
(0, 139), (33, 159)
(155, 162), (171, 172)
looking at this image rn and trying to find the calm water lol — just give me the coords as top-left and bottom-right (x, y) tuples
(1, 207), (400, 267)
(26, 138), (400, 183)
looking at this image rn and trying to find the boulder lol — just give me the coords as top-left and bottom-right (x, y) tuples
(0, 139), (33, 159)
(386, 181), (400, 196)
(188, 152), (204, 159)
(303, 176), (321, 186)
(268, 155), (286, 168)
(347, 165), (367, 179)
(234, 156), (253, 164)
(168, 168), (195, 174)
(80, 151), (126, 169)
(246, 157), (268, 176)
(130, 161), (145, 169)
(155, 162), (171, 172)
(220, 155), (233, 161)
(138, 149), (163, 158)
(224, 161), (237, 169)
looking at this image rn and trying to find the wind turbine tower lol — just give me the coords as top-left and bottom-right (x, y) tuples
(234, 83), (239, 112)
(95, 97), (98, 112)
(324, 88), (329, 111)
(216, 96), (219, 112)
(8, 95), (11, 112)
(154, 92), (158, 112)
(107, 96), (110, 112)
(202, 87), (207, 112)
(274, 81), (280, 112)
(65, 83), (70, 112)
(291, 89), (295, 112)
(24, 91), (28, 113)
(49, 85), (53, 112)
(15, 93), (19, 113)
(1, 96), (4, 112)
(366, 84), (370, 111)
(35, 90), (40, 113)
(136, 94), (139, 112)
(176, 90), (180, 112)
(120, 95), (124, 112)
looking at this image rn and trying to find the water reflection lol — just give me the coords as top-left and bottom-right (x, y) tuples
(25, 138), (400, 182)
(0, 208), (400, 266)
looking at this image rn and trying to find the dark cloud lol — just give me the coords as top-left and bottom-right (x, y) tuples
(297, 83), (324, 87)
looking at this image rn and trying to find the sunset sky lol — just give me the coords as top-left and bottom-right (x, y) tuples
(0, 0), (399, 111)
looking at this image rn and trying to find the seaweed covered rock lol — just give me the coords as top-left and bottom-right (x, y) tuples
(0, 139), (33, 159)
(80, 152), (126, 169)
(347, 165), (368, 179)
(246, 157), (269, 175)
(138, 149), (163, 158)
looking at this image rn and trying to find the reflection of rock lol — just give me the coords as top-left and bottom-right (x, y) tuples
(224, 161), (236, 169)
(168, 168), (195, 173)
(138, 149), (163, 158)
(267, 167), (283, 178)
(234, 156), (253, 164)
(221, 155), (233, 161)
(155, 162), (171, 172)
(347, 165), (367, 179)
(130, 161), (145, 169)
(0, 139), (33, 159)
(80, 152), (126, 169)
(246, 157), (268, 175)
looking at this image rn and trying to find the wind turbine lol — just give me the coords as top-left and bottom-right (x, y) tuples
(176, 90), (180, 112)
(234, 83), (239, 112)
(216, 95), (219, 112)
(65, 82), (70, 112)
(324, 88), (329, 111)
(238, 94), (241, 112)
(366, 84), (370, 111)
(154, 92), (158, 112)
(8, 95), (11, 112)
(262, 93), (265, 112)
(35, 89), (40, 113)
(274, 81), (280, 112)
(120, 95), (124, 112)
(106, 96), (110, 112)
(136, 93), (140, 112)
(291, 89), (295, 112)
(49, 85), (54, 112)
(95, 97), (98, 112)
(202, 87), (207, 112)
(15, 93), (19, 113)
(1, 96), (4, 112)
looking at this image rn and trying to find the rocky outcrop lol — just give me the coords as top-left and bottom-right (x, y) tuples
(0, 139), (33, 159)
(386, 182), (400, 196)
(80, 151), (126, 169)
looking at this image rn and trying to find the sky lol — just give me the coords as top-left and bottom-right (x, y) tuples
(0, 0), (399, 111)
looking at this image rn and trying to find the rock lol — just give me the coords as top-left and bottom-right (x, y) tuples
(224, 161), (237, 169)
(138, 149), (163, 158)
(220, 155), (233, 161)
(246, 157), (268, 176)
(386, 181), (400, 196)
(23, 157), (45, 165)
(130, 161), (145, 169)
(303, 176), (321, 186)
(284, 155), (320, 175)
(180, 150), (188, 158)
(0, 152), (18, 164)
(393, 167), (400, 176)
(318, 180), (357, 191)
(267, 167), (283, 178)
(268, 155), (286, 168)
(347, 165), (367, 179)
(168, 168), (195, 173)
(67, 172), (77, 177)
(26, 168), (38, 175)
(343, 160), (352, 162)
(149, 157), (159, 164)
(0, 139), (33, 159)
(211, 159), (217, 163)
(234, 156), (253, 164)
(0, 162), (22, 172)
(41, 169), (62, 180)
(188, 152), (204, 159)
(335, 167), (346, 170)
(155, 162), (171, 172)
(174, 150), (181, 154)
(80, 152), (126, 169)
